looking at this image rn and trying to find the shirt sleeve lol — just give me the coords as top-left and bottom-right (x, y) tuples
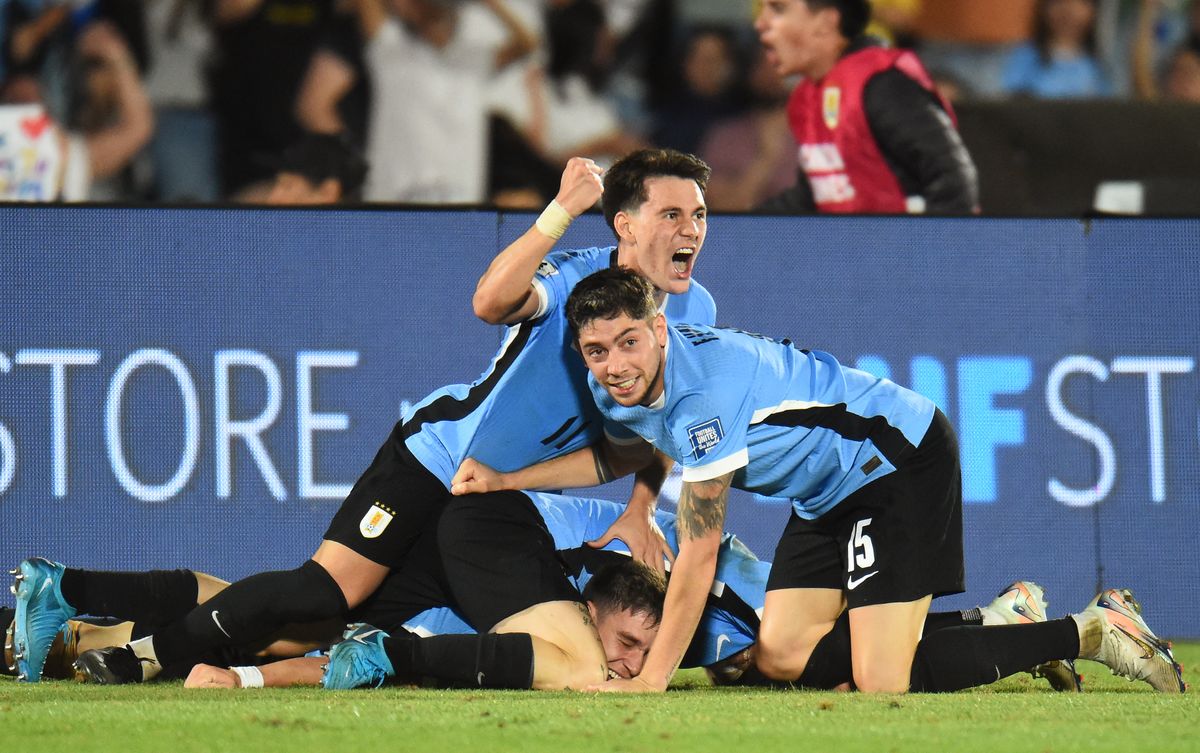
(669, 389), (752, 483)
(528, 257), (566, 322)
(863, 68), (980, 214)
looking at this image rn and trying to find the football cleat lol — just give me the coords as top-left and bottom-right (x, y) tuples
(72, 645), (151, 685)
(985, 581), (1047, 624)
(12, 557), (78, 682)
(985, 581), (1082, 692)
(322, 623), (394, 690)
(1076, 588), (1185, 693)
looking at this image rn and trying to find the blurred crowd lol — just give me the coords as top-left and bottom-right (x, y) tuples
(0, 0), (1198, 206)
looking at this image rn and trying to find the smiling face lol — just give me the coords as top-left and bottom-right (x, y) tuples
(754, 0), (843, 79)
(614, 177), (707, 299)
(577, 312), (668, 407)
(589, 603), (660, 680)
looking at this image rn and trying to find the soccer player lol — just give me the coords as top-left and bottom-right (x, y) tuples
(3, 498), (1089, 692)
(754, 0), (978, 214)
(11, 149), (716, 684)
(56, 493), (765, 690)
(460, 267), (1184, 694)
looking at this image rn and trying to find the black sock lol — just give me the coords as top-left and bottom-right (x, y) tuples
(794, 611), (853, 689)
(923, 608), (983, 634)
(909, 618), (1080, 692)
(382, 632), (534, 689)
(151, 560), (347, 667)
(59, 568), (199, 623)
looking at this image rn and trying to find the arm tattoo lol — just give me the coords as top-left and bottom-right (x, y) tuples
(676, 473), (732, 542)
(592, 443), (614, 484)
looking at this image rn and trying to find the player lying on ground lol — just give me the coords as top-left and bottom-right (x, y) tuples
(13, 492), (760, 689)
(5, 492), (1098, 692)
(16, 493), (667, 690)
(9, 149), (715, 684)
(452, 268), (1186, 694)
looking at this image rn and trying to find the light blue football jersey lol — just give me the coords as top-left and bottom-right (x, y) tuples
(403, 492), (766, 669)
(529, 492), (766, 668)
(590, 324), (937, 520)
(401, 247), (717, 486)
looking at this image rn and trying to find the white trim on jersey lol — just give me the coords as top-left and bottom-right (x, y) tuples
(750, 399), (836, 425)
(531, 279), (550, 320)
(681, 448), (749, 482)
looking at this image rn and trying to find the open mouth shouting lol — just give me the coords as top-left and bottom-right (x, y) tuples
(671, 247), (696, 278)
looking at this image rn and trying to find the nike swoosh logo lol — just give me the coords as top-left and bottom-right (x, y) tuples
(351, 629), (382, 644)
(715, 633), (731, 660)
(211, 610), (231, 638)
(37, 577), (52, 596)
(846, 571), (879, 590)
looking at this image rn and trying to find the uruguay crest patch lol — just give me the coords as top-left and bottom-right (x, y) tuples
(359, 502), (395, 539)
(823, 86), (841, 129)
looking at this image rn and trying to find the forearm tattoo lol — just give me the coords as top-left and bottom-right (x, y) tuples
(677, 473), (732, 542)
(592, 443), (614, 484)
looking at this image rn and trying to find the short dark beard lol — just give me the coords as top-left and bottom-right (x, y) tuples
(638, 346), (665, 406)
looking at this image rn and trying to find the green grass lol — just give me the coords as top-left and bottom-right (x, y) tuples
(4, 644), (1196, 753)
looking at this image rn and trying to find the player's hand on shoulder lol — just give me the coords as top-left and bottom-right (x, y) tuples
(450, 457), (506, 495)
(184, 663), (239, 689)
(555, 157), (604, 218)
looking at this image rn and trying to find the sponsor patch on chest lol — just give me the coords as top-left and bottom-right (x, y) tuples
(687, 418), (724, 460)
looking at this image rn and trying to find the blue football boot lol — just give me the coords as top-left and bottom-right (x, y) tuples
(11, 557), (77, 682)
(322, 623), (394, 690)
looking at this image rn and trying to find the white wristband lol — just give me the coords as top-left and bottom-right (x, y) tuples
(534, 200), (572, 240)
(231, 665), (264, 688)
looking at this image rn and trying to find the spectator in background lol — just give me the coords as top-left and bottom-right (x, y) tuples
(1160, 41), (1200, 99)
(257, 130), (368, 203)
(141, 0), (220, 202)
(698, 47), (795, 211)
(650, 25), (742, 155)
(755, 0), (978, 214)
(352, 0), (536, 203)
(0, 19), (152, 200)
(4, 0), (77, 117)
(909, 0), (1035, 98)
(1001, 0), (1113, 98)
(498, 0), (646, 174)
(210, 0), (335, 197)
(66, 17), (152, 199)
(293, 0), (371, 147)
(1133, 0), (1200, 101)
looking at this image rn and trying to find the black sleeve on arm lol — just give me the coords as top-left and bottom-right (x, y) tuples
(863, 68), (979, 214)
(755, 169), (816, 214)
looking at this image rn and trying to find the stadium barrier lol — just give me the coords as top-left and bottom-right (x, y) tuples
(1, 207), (1197, 636)
(957, 100), (1200, 216)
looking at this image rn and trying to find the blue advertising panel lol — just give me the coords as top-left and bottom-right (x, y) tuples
(2, 207), (1197, 636)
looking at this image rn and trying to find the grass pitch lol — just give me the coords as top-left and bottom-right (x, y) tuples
(3, 643), (1195, 753)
